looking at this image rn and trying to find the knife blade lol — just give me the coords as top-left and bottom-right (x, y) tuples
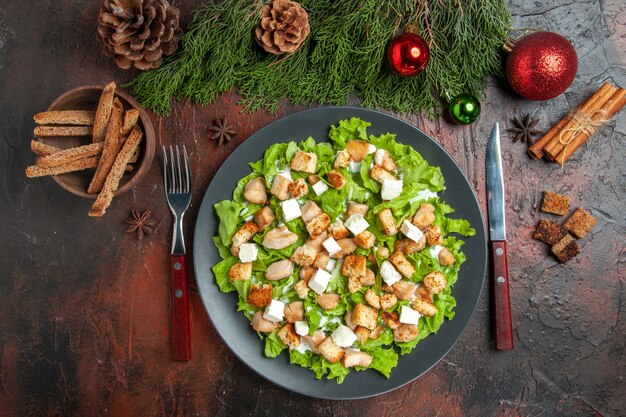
(486, 123), (514, 350)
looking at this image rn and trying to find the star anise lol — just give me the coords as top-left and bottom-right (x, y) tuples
(209, 118), (236, 147)
(125, 209), (157, 240)
(508, 113), (541, 146)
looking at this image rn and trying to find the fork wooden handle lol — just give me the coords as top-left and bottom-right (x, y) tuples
(170, 254), (192, 360)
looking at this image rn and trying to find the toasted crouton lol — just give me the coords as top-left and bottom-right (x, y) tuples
(412, 299), (438, 317)
(231, 221), (259, 256)
(290, 245), (317, 267)
(394, 237), (426, 254)
(334, 149), (352, 169)
(412, 203), (436, 230)
(533, 219), (567, 245)
(380, 293), (398, 310)
(229, 262), (252, 281)
(284, 301), (305, 323)
(251, 311), (279, 333)
(348, 276), (362, 294)
(352, 303), (378, 330)
(438, 248), (456, 266)
(358, 268), (376, 286)
(327, 170), (346, 189)
(254, 206), (275, 230)
(564, 208), (596, 238)
(294, 280), (310, 299)
(370, 165), (396, 184)
(318, 337), (344, 363)
(541, 191), (571, 216)
(354, 231), (375, 249)
(364, 289), (380, 309)
(301, 200), (323, 223)
(424, 225), (444, 246)
(306, 213), (330, 238)
(390, 251), (416, 278)
(345, 202), (369, 218)
(341, 349), (373, 368)
(393, 324), (419, 342)
(313, 251), (330, 270)
(354, 326), (370, 343)
(317, 293), (341, 310)
(551, 234), (580, 263)
(329, 221), (350, 240)
(382, 311), (400, 329)
(290, 151), (317, 173)
(308, 174), (321, 185)
(288, 178), (308, 198)
(346, 140), (370, 162)
(277, 323), (301, 350)
(342, 254), (366, 279)
(330, 238), (357, 259)
(423, 271), (447, 294)
(378, 208), (398, 236)
(414, 285), (433, 303)
(247, 283), (273, 307)
(270, 174), (292, 200)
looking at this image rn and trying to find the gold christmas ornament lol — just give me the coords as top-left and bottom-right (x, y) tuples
(254, 0), (310, 55)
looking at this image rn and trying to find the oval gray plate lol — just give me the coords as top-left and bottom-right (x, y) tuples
(193, 107), (487, 400)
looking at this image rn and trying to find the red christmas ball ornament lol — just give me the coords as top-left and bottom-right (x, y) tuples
(387, 33), (430, 77)
(505, 31), (578, 100)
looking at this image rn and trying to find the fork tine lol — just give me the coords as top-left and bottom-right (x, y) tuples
(169, 145), (176, 193)
(175, 146), (183, 194)
(182, 145), (191, 193)
(162, 145), (169, 193)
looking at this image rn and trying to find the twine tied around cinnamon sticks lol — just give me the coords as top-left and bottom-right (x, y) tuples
(528, 82), (626, 165)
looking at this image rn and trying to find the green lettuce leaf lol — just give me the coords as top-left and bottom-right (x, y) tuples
(310, 356), (350, 383)
(328, 117), (370, 148)
(363, 346), (399, 378)
(211, 256), (238, 292)
(214, 200), (244, 246)
(264, 330), (287, 358)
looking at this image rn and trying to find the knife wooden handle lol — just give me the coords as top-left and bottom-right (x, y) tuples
(171, 254), (192, 360)
(490, 241), (514, 350)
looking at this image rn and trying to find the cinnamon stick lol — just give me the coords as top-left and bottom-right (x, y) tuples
(528, 111), (575, 159)
(555, 88), (626, 165)
(543, 83), (618, 159)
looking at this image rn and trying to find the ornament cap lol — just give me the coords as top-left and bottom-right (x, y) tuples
(502, 38), (518, 54)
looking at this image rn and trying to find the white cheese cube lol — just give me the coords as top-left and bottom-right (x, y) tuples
(374, 149), (386, 166)
(367, 144), (377, 154)
(344, 214), (369, 236)
(294, 320), (310, 336)
(331, 324), (357, 347)
(322, 237), (342, 256)
(399, 305), (421, 325)
(349, 160), (362, 173)
(325, 258), (337, 272)
(381, 179), (403, 200)
(280, 199), (302, 222)
(380, 261), (402, 286)
(312, 180), (329, 196)
(308, 269), (331, 294)
(238, 243), (258, 263)
(400, 220), (425, 243)
(263, 300), (285, 323)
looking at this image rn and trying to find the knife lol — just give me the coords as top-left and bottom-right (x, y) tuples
(486, 123), (514, 350)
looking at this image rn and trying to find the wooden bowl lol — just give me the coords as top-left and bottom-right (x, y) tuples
(42, 85), (155, 198)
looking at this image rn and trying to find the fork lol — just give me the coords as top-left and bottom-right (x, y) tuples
(162, 144), (192, 361)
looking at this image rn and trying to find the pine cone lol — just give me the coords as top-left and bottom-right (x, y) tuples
(254, 0), (310, 55)
(97, 0), (183, 70)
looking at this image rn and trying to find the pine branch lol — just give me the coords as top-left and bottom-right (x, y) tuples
(126, 0), (511, 116)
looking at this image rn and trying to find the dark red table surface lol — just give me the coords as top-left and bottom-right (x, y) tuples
(1, 1), (624, 416)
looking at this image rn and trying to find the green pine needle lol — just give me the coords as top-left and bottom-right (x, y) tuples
(127, 0), (511, 116)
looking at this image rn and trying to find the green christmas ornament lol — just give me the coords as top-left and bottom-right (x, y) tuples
(448, 93), (481, 124)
